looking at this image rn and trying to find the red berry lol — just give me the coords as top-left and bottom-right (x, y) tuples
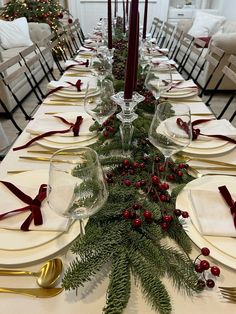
(159, 165), (165, 172)
(123, 159), (130, 166)
(103, 130), (109, 138)
(210, 266), (220, 276)
(206, 279), (215, 288)
(174, 209), (181, 217)
(123, 179), (132, 186)
(132, 218), (142, 228)
(161, 222), (169, 230)
(143, 210), (153, 219)
(122, 210), (130, 219)
(160, 194), (167, 202)
(106, 178), (113, 183)
(129, 169), (135, 175)
(181, 211), (189, 218)
(139, 162), (145, 168)
(177, 170), (183, 177)
(167, 174), (175, 181)
(195, 264), (204, 273)
(132, 203), (141, 210)
(201, 247), (210, 256)
(163, 215), (173, 222)
(178, 163), (185, 169)
(160, 182), (169, 190)
(132, 162), (139, 168)
(200, 260), (210, 270)
(135, 181), (142, 188)
(106, 172), (113, 179)
(151, 175), (159, 186)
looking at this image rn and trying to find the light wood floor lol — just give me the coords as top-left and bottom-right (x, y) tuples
(0, 72), (235, 155)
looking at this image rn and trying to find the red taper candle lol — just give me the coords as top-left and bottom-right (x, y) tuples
(108, 0), (112, 49)
(142, 0), (148, 39)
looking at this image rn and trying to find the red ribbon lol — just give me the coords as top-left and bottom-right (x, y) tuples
(65, 59), (89, 71)
(82, 46), (96, 51)
(218, 185), (236, 229)
(44, 79), (83, 98)
(177, 118), (236, 144)
(13, 115), (83, 151)
(0, 181), (47, 231)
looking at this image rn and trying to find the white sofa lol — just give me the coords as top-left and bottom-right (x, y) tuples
(0, 22), (54, 114)
(176, 18), (236, 91)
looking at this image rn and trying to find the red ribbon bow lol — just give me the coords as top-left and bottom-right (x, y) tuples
(44, 79), (83, 98)
(65, 59), (89, 71)
(0, 181), (47, 231)
(83, 46), (96, 51)
(13, 115), (83, 151)
(218, 185), (236, 229)
(177, 118), (236, 144)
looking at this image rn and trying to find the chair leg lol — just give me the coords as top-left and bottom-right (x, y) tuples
(0, 99), (22, 133)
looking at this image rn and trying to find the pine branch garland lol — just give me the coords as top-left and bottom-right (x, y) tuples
(103, 249), (131, 314)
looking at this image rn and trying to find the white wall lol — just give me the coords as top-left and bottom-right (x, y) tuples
(221, 0), (236, 20)
(68, 0), (169, 35)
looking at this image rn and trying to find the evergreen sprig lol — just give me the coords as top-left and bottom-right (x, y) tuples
(61, 22), (200, 314)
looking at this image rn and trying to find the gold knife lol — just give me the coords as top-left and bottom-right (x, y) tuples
(0, 287), (63, 298)
(27, 150), (83, 155)
(19, 156), (79, 163)
(43, 102), (81, 106)
(194, 166), (236, 171)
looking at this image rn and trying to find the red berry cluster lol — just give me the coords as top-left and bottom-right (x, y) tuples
(102, 115), (116, 138)
(149, 174), (170, 203)
(194, 247), (221, 289)
(122, 203), (153, 228)
(116, 158), (147, 187)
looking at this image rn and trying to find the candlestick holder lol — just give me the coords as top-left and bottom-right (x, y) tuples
(111, 91), (144, 156)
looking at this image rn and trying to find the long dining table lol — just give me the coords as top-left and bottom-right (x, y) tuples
(0, 41), (236, 314)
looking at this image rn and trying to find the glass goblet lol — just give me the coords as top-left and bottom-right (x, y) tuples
(84, 78), (116, 125)
(47, 147), (108, 235)
(148, 103), (192, 178)
(145, 62), (172, 102)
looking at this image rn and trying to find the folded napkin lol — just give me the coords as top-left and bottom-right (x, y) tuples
(64, 59), (90, 71)
(47, 77), (97, 93)
(169, 79), (197, 90)
(165, 117), (236, 141)
(79, 46), (96, 55)
(0, 181), (70, 232)
(189, 189), (236, 237)
(26, 112), (95, 137)
(84, 39), (97, 47)
(146, 47), (169, 56)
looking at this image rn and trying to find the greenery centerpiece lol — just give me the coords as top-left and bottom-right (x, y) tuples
(61, 17), (205, 314)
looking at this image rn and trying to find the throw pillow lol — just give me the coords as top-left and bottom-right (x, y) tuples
(188, 11), (226, 37)
(0, 17), (33, 49)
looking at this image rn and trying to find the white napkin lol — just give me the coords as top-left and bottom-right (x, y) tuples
(64, 59), (91, 71)
(189, 189), (236, 237)
(0, 182), (70, 232)
(47, 77), (97, 92)
(79, 46), (95, 55)
(165, 117), (236, 141)
(165, 80), (198, 95)
(26, 112), (95, 137)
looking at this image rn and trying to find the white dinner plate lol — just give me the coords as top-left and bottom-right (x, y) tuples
(183, 141), (235, 155)
(176, 175), (236, 270)
(53, 88), (100, 99)
(0, 170), (70, 251)
(35, 135), (98, 149)
(162, 89), (198, 99)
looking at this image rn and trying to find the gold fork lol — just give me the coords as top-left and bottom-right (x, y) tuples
(219, 286), (236, 302)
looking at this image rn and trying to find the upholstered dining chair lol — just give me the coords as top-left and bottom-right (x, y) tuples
(205, 54), (236, 122)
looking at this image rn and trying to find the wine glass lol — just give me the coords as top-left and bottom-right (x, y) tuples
(47, 147), (108, 236)
(148, 103), (192, 178)
(84, 77), (117, 125)
(145, 62), (172, 102)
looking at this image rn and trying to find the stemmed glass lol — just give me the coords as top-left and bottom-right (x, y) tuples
(47, 147), (108, 236)
(145, 62), (172, 102)
(84, 77), (117, 125)
(148, 103), (192, 178)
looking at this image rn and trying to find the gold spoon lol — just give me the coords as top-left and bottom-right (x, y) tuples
(0, 258), (63, 288)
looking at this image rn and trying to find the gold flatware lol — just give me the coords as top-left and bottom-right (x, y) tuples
(176, 154), (236, 168)
(27, 150), (83, 155)
(219, 286), (236, 303)
(187, 167), (236, 178)
(7, 170), (31, 174)
(0, 259), (63, 288)
(64, 73), (89, 77)
(194, 166), (236, 171)
(19, 156), (81, 164)
(0, 287), (63, 298)
(43, 101), (81, 106)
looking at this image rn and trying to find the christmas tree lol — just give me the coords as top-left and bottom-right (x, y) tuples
(1, 0), (70, 32)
